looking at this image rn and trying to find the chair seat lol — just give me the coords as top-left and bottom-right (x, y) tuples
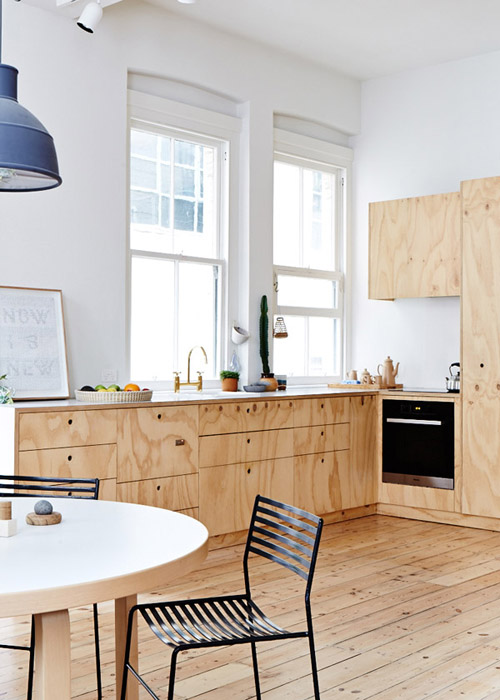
(137, 594), (303, 649)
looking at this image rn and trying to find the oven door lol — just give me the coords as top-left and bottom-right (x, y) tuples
(382, 400), (454, 489)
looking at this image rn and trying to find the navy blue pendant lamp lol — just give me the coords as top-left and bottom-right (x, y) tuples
(0, 0), (61, 191)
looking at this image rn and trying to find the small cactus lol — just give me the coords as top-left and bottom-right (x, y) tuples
(259, 295), (270, 375)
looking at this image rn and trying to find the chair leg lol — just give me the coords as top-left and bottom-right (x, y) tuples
(27, 617), (35, 700)
(250, 641), (262, 699)
(307, 631), (321, 700)
(93, 603), (102, 700)
(167, 648), (180, 700)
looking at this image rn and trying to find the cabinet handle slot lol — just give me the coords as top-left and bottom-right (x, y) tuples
(321, 431), (324, 436)
(175, 439), (185, 446)
(247, 468), (251, 474)
(68, 419), (73, 425)
(157, 485), (161, 491)
(67, 455), (72, 461)
(157, 414), (162, 420)
(247, 438), (251, 444)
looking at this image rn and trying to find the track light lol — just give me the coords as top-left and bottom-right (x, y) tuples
(77, 0), (102, 33)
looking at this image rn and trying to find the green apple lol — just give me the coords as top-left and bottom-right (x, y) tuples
(95, 384), (106, 391)
(108, 384), (121, 391)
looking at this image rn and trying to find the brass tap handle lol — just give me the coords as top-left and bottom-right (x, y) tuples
(196, 371), (203, 392)
(173, 372), (180, 393)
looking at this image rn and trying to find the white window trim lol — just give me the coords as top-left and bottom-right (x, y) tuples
(273, 129), (353, 385)
(127, 90), (241, 389)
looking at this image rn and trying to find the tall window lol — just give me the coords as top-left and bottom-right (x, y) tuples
(129, 121), (226, 382)
(273, 153), (346, 381)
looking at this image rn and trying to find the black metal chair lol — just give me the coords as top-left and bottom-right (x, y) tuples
(0, 474), (103, 700)
(121, 494), (324, 700)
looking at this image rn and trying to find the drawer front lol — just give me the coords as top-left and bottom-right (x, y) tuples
(99, 478), (117, 501)
(294, 423), (350, 456)
(293, 398), (350, 427)
(18, 444), (117, 480)
(199, 428), (293, 468)
(117, 474), (198, 511)
(117, 406), (198, 483)
(199, 400), (294, 436)
(19, 410), (117, 450)
(294, 451), (350, 514)
(199, 457), (294, 536)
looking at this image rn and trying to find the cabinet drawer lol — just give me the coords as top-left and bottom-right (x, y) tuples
(19, 410), (117, 450)
(199, 428), (293, 468)
(293, 398), (350, 427)
(18, 444), (116, 480)
(199, 400), (293, 436)
(117, 474), (198, 511)
(294, 423), (350, 456)
(294, 451), (350, 514)
(117, 406), (198, 483)
(199, 458), (294, 536)
(99, 478), (117, 501)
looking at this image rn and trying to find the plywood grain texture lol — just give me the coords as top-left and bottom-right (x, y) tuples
(369, 191), (461, 299)
(462, 176), (500, 517)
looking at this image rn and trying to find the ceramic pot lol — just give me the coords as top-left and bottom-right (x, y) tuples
(260, 373), (278, 392)
(221, 377), (238, 392)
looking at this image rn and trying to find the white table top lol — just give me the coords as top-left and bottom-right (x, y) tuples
(0, 498), (209, 617)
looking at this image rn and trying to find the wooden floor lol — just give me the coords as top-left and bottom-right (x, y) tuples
(5, 514), (500, 699)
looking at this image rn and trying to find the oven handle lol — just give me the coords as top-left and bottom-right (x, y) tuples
(386, 418), (442, 426)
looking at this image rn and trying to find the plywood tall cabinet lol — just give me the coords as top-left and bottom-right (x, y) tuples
(461, 176), (500, 517)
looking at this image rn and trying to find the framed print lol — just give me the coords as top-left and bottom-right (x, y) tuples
(0, 286), (69, 400)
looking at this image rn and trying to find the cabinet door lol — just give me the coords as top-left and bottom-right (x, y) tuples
(199, 458), (294, 535)
(293, 423), (350, 456)
(18, 444), (116, 481)
(369, 192), (461, 300)
(293, 397), (349, 427)
(199, 400), (293, 436)
(199, 429), (293, 468)
(117, 406), (198, 483)
(117, 474), (198, 511)
(349, 396), (377, 508)
(462, 176), (500, 517)
(19, 410), (117, 450)
(294, 452), (350, 514)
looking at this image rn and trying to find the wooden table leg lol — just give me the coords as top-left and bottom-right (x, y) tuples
(33, 609), (71, 700)
(115, 594), (138, 700)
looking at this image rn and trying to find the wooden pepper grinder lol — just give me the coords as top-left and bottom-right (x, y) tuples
(0, 500), (17, 537)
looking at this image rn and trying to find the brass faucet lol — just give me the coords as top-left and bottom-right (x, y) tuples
(173, 346), (208, 392)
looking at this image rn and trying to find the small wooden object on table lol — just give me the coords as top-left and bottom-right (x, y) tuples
(0, 501), (17, 537)
(26, 512), (62, 526)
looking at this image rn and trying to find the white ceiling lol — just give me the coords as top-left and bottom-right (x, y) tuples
(140, 0), (500, 80)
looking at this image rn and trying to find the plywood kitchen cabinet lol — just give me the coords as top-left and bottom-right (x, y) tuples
(348, 395), (377, 508)
(369, 191), (461, 300)
(17, 409), (118, 499)
(116, 405), (199, 516)
(198, 399), (294, 535)
(461, 175), (500, 518)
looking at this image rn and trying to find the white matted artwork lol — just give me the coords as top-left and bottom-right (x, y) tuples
(0, 286), (69, 400)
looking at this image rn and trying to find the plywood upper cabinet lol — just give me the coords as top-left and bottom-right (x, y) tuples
(462, 176), (500, 518)
(369, 191), (461, 299)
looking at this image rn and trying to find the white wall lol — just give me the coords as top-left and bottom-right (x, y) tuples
(1, 0), (360, 391)
(351, 51), (500, 388)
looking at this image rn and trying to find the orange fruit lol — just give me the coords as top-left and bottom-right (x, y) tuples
(124, 383), (140, 391)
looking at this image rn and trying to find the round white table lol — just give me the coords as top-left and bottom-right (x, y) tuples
(0, 498), (209, 700)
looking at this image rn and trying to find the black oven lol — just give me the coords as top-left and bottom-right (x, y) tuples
(382, 399), (454, 490)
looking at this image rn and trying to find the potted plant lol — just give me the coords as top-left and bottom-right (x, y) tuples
(220, 370), (239, 392)
(259, 295), (278, 391)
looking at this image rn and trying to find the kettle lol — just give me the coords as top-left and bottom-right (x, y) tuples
(446, 362), (460, 393)
(377, 356), (400, 388)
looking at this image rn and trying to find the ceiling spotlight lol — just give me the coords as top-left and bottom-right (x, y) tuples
(177, 0), (196, 4)
(77, 0), (103, 33)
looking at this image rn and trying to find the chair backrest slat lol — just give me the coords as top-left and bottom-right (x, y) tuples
(244, 495), (323, 595)
(0, 474), (99, 500)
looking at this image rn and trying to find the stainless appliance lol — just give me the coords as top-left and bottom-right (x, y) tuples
(382, 399), (455, 490)
(446, 362), (460, 393)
